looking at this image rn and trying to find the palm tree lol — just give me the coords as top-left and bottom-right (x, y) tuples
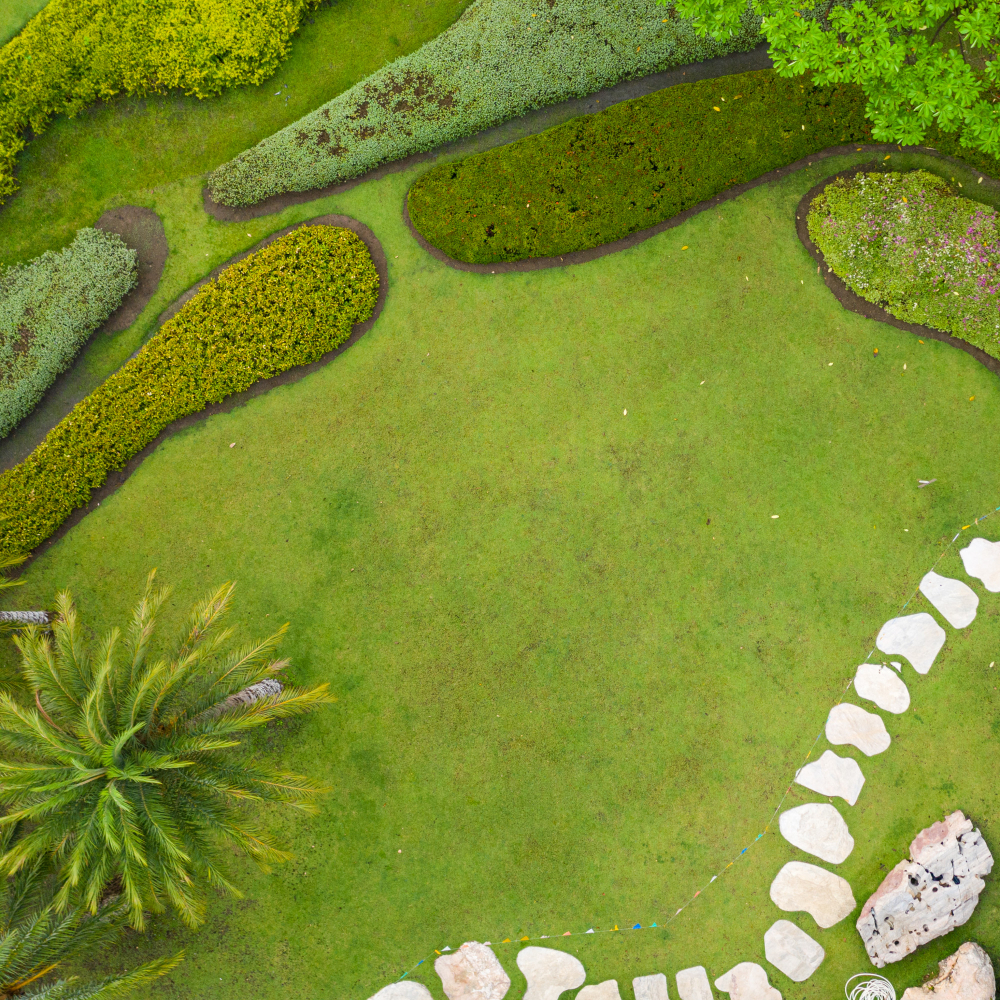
(0, 571), (333, 929)
(0, 556), (49, 633)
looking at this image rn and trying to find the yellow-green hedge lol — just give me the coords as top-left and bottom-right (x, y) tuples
(0, 0), (320, 204)
(0, 225), (380, 557)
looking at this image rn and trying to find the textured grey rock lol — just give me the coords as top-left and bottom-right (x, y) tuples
(779, 803), (854, 864)
(763, 920), (825, 982)
(577, 982), (622, 1000)
(961, 537), (1000, 593)
(369, 984), (434, 1000)
(715, 963), (782, 1000)
(675, 966), (712, 1000)
(769, 861), (857, 928)
(633, 974), (669, 1000)
(518, 947), (586, 1000)
(876, 613), (946, 674)
(854, 663), (910, 714)
(856, 811), (994, 967)
(901, 942), (996, 1000)
(825, 703), (891, 756)
(919, 571), (978, 628)
(795, 750), (865, 806)
(436, 942), (510, 1000)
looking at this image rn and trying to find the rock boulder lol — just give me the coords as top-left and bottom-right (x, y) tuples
(901, 942), (995, 1000)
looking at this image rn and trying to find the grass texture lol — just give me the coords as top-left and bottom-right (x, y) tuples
(206, 0), (762, 207)
(8, 157), (1000, 1000)
(0, 0), (49, 45)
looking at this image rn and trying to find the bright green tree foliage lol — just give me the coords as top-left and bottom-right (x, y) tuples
(668, 0), (1000, 156)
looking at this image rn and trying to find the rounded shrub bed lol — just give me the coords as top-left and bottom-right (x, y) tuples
(0, 227), (137, 441)
(809, 170), (1000, 357)
(0, 225), (379, 558)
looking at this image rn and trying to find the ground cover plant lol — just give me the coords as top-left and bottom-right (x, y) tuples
(809, 170), (1000, 356)
(7, 158), (1000, 1000)
(0, 225), (379, 559)
(0, 228), (136, 441)
(206, 0), (762, 208)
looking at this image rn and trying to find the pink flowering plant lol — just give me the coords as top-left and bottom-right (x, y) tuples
(809, 169), (1000, 355)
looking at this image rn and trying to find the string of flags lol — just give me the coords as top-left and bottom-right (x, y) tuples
(397, 504), (1000, 983)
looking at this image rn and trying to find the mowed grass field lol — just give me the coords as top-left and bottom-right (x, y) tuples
(3, 153), (1000, 999)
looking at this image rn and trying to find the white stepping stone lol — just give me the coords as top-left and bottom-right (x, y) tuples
(919, 571), (978, 628)
(369, 984), (434, 1000)
(436, 942), (510, 1000)
(675, 966), (712, 1000)
(633, 975), (669, 1000)
(518, 947), (586, 1000)
(779, 803), (854, 863)
(715, 962), (782, 1000)
(960, 537), (1000, 591)
(876, 613), (946, 673)
(763, 920), (825, 982)
(826, 703), (891, 756)
(769, 860), (857, 928)
(577, 983), (621, 1000)
(795, 750), (865, 805)
(854, 663), (910, 714)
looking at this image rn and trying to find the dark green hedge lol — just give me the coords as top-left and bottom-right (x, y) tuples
(0, 225), (379, 558)
(407, 68), (1000, 264)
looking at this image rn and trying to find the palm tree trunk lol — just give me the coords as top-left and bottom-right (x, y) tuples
(0, 610), (49, 625)
(222, 678), (282, 710)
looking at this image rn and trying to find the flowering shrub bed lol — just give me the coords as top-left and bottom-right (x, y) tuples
(809, 170), (1000, 356)
(0, 225), (379, 558)
(0, 227), (136, 440)
(0, 0), (321, 205)
(207, 0), (762, 207)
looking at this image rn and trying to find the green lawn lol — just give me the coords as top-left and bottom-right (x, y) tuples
(5, 151), (1000, 1000)
(0, 0), (47, 44)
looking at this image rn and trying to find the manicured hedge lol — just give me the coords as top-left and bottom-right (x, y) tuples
(0, 227), (137, 440)
(809, 170), (1000, 357)
(207, 0), (762, 207)
(0, 0), (321, 204)
(0, 226), (379, 558)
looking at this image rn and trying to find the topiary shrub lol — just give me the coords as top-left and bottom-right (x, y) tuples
(0, 227), (137, 440)
(206, 0), (763, 207)
(0, 225), (380, 558)
(0, 0), (322, 205)
(809, 170), (1000, 357)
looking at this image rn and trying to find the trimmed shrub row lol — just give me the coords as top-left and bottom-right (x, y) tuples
(0, 225), (379, 558)
(206, 0), (762, 207)
(809, 170), (1000, 357)
(0, 227), (137, 440)
(0, 0), (321, 204)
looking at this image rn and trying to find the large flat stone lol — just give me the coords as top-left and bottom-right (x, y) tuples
(369, 984), (434, 1000)
(769, 861), (857, 928)
(901, 942), (996, 1000)
(779, 803), (854, 864)
(518, 947), (586, 1000)
(763, 920), (825, 982)
(715, 963), (782, 1000)
(795, 750), (865, 805)
(854, 663), (910, 714)
(675, 966), (712, 1000)
(577, 983), (622, 1000)
(920, 571), (978, 628)
(876, 613), (946, 674)
(826, 703), (891, 756)
(436, 942), (510, 1000)
(960, 537), (1000, 593)
(633, 974), (669, 1000)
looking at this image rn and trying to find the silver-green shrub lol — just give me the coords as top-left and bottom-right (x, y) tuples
(0, 228), (137, 439)
(208, 0), (762, 207)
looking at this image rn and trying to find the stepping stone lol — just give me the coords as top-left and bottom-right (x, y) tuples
(769, 861), (857, 928)
(876, 613), (946, 673)
(633, 974), (669, 1000)
(715, 962), (782, 1000)
(676, 966), (712, 1000)
(854, 663), (910, 714)
(825, 703), (891, 756)
(763, 920), (825, 982)
(795, 750), (865, 805)
(960, 537), (1000, 592)
(518, 947), (586, 1000)
(919, 571), (978, 628)
(436, 942), (510, 1000)
(779, 803), (854, 864)
(369, 984), (434, 1000)
(577, 983), (622, 1000)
